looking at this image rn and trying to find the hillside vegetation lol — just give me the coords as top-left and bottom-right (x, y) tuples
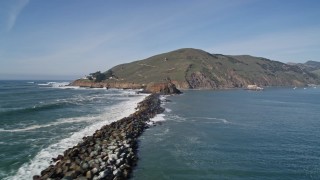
(291, 61), (320, 77)
(100, 48), (319, 89)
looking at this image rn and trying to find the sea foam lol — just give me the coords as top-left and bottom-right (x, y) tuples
(146, 95), (168, 126)
(37, 82), (70, 88)
(147, 114), (166, 126)
(0, 116), (98, 132)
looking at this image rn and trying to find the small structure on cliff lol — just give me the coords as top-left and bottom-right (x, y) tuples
(81, 75), (89, 80)
(246, 85), (264, 91)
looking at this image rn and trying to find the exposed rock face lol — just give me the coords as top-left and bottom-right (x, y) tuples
(186, 72), (217, 89)
(35, 94), (164, 180)
(170, 80), (190, 89)
(145, 82), (182, 94)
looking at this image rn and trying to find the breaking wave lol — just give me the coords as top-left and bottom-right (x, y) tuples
(4, 93), (147, 180)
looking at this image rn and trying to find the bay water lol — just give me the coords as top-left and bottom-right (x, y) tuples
(134, 88), (320, 180)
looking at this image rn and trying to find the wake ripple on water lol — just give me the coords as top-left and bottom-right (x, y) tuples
(191, 117), (231, 124)
(4, 93), (147, 180)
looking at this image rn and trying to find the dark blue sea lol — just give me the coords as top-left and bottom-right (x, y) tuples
(134, 88), (320, 180)
(1, 81), (320, 180)
(0, 80), (146, 179)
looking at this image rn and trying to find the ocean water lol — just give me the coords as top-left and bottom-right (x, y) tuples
(0, 80), (147, 180)
(2, 81), (320, 180)
(134, 87), (320, 180)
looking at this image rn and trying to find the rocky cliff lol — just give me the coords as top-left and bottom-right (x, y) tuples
(145, 82), (182, 94)
(70, 80), (182, 95)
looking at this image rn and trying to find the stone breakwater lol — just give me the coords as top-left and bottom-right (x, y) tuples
(34, 94), (165, 180)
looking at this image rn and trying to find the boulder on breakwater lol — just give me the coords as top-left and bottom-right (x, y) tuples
(34, 93), (165, 180)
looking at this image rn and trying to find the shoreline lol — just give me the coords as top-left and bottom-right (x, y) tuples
(70, 80), (182, 95)
(34, 93), (165, 180)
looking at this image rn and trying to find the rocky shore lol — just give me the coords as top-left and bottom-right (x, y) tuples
(70, 80), (182, 95)
(34, 93), (165, 180)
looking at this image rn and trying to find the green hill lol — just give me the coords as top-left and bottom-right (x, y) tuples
(73, 48), (320, 89)
(291, 61), (320, 77)
(312, 69), (320, 76)
(305, 61), (320, 70)
(104, 48), (319, 89)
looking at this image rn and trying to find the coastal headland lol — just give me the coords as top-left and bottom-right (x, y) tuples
(35, 93), (169, 180)
(71, 48), (320, 92)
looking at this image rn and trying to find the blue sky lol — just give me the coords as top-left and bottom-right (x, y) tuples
(0, 0), (320, 80)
